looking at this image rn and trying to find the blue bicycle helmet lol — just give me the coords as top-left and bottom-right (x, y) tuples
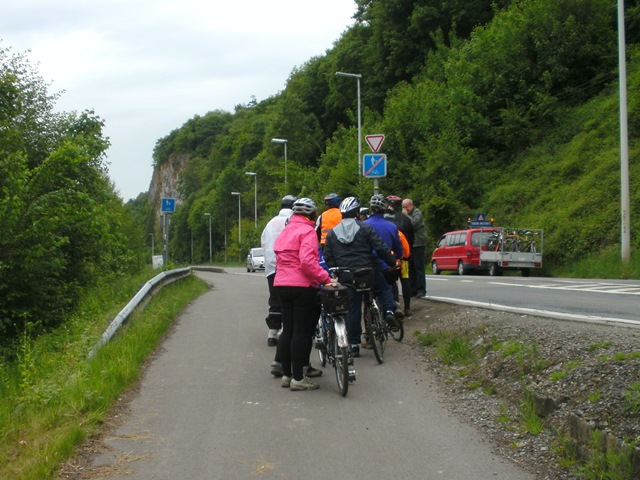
(324, 193), (341, 207)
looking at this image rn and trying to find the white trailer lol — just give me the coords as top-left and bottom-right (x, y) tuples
(479, 228), (543, 277)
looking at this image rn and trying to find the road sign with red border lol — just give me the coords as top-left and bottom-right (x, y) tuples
(363, 153), (387, 178)
(365, 134), (385, 153)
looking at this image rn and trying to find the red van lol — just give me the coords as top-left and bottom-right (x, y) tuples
(431, 228), (495, 275)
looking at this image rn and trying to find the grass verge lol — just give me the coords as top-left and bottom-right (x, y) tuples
(0, 270), (208, 480)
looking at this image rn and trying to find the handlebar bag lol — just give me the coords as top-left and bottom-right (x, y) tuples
(320, 284), (349, 314)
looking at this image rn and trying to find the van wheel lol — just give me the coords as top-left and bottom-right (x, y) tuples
(457, 261), (467, 276)
(489, 263), (502, 276)
(431, 261), (441, 275)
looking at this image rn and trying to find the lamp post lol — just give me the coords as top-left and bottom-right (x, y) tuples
(204, 212), (212, 263)
(271, 138), (288, 188)
(618, 0), (631, 263)
(245, 172), (257, 228)
(335, 71), (362, 179)
(231, 192), (241, 259)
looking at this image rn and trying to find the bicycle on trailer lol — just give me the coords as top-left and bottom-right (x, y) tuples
(314, 273), (356, 397)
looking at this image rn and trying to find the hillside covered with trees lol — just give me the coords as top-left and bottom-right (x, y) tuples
(146, 0), (639, 274)
(0, 48), (146, 342)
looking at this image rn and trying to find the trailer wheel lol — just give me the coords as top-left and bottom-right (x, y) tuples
(489, 263), (502, 276)
(521, 268), (531, 277)
(431, 261), (441, 275)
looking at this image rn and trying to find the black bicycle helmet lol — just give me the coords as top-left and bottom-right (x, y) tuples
(292, 197), (317, 216)
(339, 196), (362, 214)
(324, 193), (341, 207)
(281, 195), (297, 208)
(369, 194), (388, 213)
(386, 195), (402, 211)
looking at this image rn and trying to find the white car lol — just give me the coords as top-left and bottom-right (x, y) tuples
(246, 248), (265, 272)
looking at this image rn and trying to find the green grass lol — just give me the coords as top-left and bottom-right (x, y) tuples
(0, 269), (208, 480)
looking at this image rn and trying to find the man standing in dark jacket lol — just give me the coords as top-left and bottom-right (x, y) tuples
(324, 197), (398, 357)
(402, 198), (427, 297)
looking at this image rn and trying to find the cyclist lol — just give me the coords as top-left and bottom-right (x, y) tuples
(315, 193), (342, 249)
(323, 197), (398, 357)
(384, 195), (414, 316)
(274, 198), (333, 391)
(364, 194), (404, 324)
(261, 194), (296, 347)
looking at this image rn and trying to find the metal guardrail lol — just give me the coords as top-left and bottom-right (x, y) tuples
(88, 267), (193, 358)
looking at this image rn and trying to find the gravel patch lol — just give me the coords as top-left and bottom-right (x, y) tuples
(405, 299), (640, 479)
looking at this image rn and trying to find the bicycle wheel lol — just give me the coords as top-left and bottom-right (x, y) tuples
(364, 298), (384, 364)
(333, 326), (349, 396)
(315, 316), (327, 367)
(389, 317), (404, 342)
(371, 299), (386, 363)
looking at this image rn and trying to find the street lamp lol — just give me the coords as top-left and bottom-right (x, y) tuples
(271, 138), (288, 188)
(231, 192), (242, 259)
(245, 172), (257, 228)
(335, 71), (362, 179)
(204, 212), (212, 263)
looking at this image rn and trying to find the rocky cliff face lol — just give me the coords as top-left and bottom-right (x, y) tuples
(148, 154), (189, 221)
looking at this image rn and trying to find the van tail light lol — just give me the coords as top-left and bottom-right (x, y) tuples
(535, 262), (541, 267)
(502, 262), (509, 266)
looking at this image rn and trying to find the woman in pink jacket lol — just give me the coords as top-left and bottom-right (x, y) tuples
(274, 198), (332, 391)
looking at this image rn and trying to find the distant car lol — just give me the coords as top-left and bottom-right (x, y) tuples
(431, 228), (494, 275)
(246, 247), (265, 272)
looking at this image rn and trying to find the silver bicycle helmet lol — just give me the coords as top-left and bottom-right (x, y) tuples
(281, 195), (297, 208)
(339, 196), (362, 214)
(369, 194), (388, 212)
(292, 197), (317, 216)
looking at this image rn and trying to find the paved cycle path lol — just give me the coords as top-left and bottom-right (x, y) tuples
(89, 269), (535, 480)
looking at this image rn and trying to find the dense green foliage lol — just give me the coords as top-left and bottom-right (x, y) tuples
(151, 0), (637, 274)
(0, 48), (145, 342)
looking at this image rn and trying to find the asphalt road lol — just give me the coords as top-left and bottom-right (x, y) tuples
(91, 268), (535, 480)
(425, 274), (640, 325)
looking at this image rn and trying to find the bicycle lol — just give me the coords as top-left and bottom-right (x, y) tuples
(337, 266), (404, 364)
(315, 275), (356, 397)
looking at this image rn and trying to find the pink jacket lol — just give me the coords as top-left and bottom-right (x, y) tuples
(274, 215), (331, 288)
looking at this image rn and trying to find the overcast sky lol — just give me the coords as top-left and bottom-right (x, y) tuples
(2, 1), (356, 201)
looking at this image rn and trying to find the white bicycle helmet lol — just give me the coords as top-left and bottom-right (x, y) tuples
(292, 197), (317, 216)
(339, 196), (362, 214)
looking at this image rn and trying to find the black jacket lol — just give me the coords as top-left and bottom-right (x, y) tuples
(323, 218), (396, 271)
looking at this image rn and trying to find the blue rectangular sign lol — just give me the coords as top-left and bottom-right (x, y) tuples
(363, 153), (387, 178)
(161, 197), (176, 213)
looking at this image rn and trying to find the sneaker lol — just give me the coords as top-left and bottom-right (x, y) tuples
(404, 309), (412, 318)
(271, 362), (283, 377)
(281, 376), (291, 388)
(267, 337), (278, 347)
(385, 311), (398, 328)
(361, 340), (373, 349)
(351, 345), (360, 357)
(290, 377), (319, 391)
(304, 365), (323, 378)
(394, 309), (405, 321)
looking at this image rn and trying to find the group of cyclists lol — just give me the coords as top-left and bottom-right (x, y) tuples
(261, 192), (421, 391)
